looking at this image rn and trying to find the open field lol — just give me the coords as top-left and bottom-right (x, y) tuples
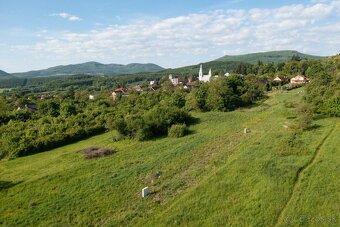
(0, 88), (11, 93)
(0, 89), (339, 226)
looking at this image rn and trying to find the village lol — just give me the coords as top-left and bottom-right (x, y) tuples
(9, 63), (311, 114)
(109, 64), (310, 101)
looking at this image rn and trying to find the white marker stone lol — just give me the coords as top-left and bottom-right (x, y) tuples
(142, 187), (149, 198)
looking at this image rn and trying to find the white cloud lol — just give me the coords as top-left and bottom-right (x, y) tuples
(50, 12), (82, 21)
(8, 2), (340, 71)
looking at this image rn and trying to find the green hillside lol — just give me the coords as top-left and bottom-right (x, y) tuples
(0, 70), (12, 79)
(0, 89), (338, 226)
(216, 50), (324, 64)
(161, 60), (248, 75)
(11, 62), (164, 78)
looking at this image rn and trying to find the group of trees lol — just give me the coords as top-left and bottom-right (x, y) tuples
(0, 89), (114, 159)
(106, 74), (267, 140)
(185, 75), (266, 111)
(305, 55), (340, 117)
(109, 105), (192, 141)
(234, 57), (327, 79)
(0, 73), (267, 159)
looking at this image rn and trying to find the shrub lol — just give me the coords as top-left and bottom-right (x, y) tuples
(135, 126), (152, 141)
(284, 100), (295, 108)
(321, 96), (340, 117)
(296, 104), (314, 130)
(111, 133), (125, 142)
(111, 117), (127, 136)
(168, 124), (187, 138)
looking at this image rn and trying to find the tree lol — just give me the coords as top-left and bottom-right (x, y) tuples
(322, 96), (340, 117)
(194, 83), (208, 111)
(185, 91), (199, 111)
(235, 63), (247, 75)
(161, 80), (174, 92)
(283, 61), (301, 75)
(291, 54), (301, 61)
(60, 101), (77, 116)
(38, 100), (60, 117)
(170, 91), (186, 108)
(305, 61), (324, 78)
(15, 97), (30, 107)
(277, 62), (285, 72)
(296, 104), (313, 130)
(0, 97), (9, 115)
(206, 77), (234, 111)
(65, 86), (75, 99)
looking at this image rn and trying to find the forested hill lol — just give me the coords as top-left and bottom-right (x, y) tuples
(0, 70), (12, 79)
(216, 50), (324, 64)
(160, 60), (248, 75)
(11, 62), (164, 78)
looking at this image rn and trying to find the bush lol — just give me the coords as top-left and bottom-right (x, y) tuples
(296, 104), (314, 130)
(321, 96), (340, 117)
(284, 100), (295, 108)
(168, 124), (187, 138)
(135, 126), (152, 141)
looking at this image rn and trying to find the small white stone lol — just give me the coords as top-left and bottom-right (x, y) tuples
(142, 187), (149, 198)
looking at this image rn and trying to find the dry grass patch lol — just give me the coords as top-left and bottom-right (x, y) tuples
(78, 147), (117, 159)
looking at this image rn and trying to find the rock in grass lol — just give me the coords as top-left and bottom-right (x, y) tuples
(142, 187), (149, 198)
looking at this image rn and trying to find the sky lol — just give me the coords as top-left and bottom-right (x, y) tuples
(0, 0), (339, 72)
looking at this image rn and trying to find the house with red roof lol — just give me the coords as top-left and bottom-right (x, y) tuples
(111, 88), (128, 101)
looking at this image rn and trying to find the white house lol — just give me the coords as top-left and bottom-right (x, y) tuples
(198, 64), (212, 82)
(273, 76), (283, 82)
(169, 74), (179, 86)
(290, 74), (309, 84)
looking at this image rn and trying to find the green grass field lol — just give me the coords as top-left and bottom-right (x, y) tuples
(0, 89), (339, 226)
(0, 88), (11, 93)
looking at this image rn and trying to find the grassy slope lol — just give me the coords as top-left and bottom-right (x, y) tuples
(0, 90), (339, 226)
(276, 122), (340, 226)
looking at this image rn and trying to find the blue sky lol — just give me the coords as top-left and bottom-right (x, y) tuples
(0, 0), (339, 72)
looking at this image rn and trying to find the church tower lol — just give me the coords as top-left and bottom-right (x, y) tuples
(199, 64), (203, 80)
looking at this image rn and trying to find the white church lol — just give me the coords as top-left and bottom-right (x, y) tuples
(198, 64), (212, 82)
(198, 64), (230, 82)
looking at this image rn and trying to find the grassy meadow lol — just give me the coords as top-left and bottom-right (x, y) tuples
(0, 89), (339, 226)
(0, 88), (11, 93)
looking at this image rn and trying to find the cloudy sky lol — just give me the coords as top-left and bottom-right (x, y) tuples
(0, 0), (339, 72)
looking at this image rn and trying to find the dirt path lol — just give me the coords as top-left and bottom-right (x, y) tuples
(274, 123), (336, 226)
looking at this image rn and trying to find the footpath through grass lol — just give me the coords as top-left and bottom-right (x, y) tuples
(0, 89), (339, 226)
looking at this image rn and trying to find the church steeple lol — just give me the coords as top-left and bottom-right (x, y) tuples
(199, 64), (203, 80)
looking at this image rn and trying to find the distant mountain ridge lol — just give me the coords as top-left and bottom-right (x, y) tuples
(161, 50), (325, 76)
(11, 62), (164, 78)
(2, 50), (326, 79)
(0, 70), (12, 78)
(216, 50), (324, 64)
